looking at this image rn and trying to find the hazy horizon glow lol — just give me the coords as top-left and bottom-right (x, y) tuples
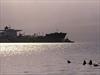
(0, 0), (100, 42)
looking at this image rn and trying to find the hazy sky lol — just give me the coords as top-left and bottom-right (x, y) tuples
(0, 0), (100, 42)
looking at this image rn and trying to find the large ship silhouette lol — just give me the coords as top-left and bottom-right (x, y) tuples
(0, 26), (74, 43)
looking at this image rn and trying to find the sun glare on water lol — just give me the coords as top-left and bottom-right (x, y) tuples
(0, 43), (47, 56)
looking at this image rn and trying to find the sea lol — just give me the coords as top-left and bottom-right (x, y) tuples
(0, 41), (100, 75)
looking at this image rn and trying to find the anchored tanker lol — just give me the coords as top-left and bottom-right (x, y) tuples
(0, 26), (74, 43)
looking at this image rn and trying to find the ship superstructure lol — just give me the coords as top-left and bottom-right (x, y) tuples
(0, 26), (21, 42)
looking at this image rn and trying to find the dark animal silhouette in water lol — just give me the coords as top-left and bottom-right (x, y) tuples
(93, 64), (99, 67)
(89, 60), (92, 65)
(67, 60), (71, 64)
(83, 60), (86, 65)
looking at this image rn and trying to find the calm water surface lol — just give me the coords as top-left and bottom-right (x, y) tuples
(0, 42), (100, 75)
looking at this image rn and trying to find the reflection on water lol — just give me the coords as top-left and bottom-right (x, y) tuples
(0, 43), (100, 75)
(0, 43), (50, 56)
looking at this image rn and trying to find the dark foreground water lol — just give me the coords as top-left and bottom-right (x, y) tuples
(0, 42), (100, 75)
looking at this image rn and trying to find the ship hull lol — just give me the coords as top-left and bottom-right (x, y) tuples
(0, 33), (74, 43)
